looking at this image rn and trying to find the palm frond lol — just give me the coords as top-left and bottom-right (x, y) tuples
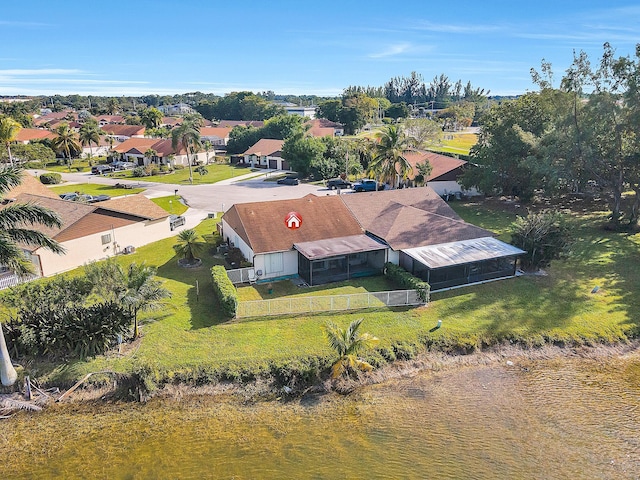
(0, 202), (63, 229)
(0, 166), (24, 194)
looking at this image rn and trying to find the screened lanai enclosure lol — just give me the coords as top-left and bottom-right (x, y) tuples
(295, 235), (387, 286)
(400, 237), (525, 291)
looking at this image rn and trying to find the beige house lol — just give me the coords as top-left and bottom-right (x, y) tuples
(241, 139), (289, 170)
(1, 177), (171, 278)
(113, 137), (207, 167)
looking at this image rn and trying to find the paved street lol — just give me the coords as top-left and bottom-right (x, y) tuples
(30, 169), (345, 217)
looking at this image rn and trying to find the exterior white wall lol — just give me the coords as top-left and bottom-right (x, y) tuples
(254, 250), (298, 280)
(426, 180), (481, 197)
(82, 145), (110, 158)
(221, 221), (255, 265)
(35, 218), (170, 277)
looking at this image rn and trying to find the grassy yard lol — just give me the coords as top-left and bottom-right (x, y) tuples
(16, 197), (640, 388)
(106, 163), (256, 185)
(49, 183), (146, 197)
(150, 196), (188, 215)
(430, 132), (478, 156)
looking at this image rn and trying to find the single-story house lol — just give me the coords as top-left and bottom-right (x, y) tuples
(200, 126), (232, 146)
(100, 124), (146, 142)
(306, 118), (344, 136)
(113, 137), (208, 167)
(158, 104), (194, 115)
(240, 138), (289, 170)
(221, 188), (524, 290)
(96, 115), (125, 126)
(81, 135), (115, 158)
(14, 128), (57, 144)
(218, 120), (265, 128)
(1, 176), (172, 278)
(403, 151), (480, 197)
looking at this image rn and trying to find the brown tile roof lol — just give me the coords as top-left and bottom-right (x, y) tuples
(162, 117), (181, 126)
(308, 126), (335, 137)
(200, 126), (232, 138)
(97, 194), (169, 221)
(112, 137), (193, 156)
(223, 194), (363, 254)
(404, 151), (467, 181)
(101, 124), (146, 137)
(14, 128), (57, 143)
(3, 173), (61, 200)
(243, 138), (284, 156)
(342, 188), (491, 250)
(96, 115), (124, 124)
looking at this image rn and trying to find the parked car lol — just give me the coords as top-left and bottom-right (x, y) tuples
(91, 164), (114, 175)
(59, 192), (78, 201)
(326, 178), (352, 190)
(111, 161), (136, 170)
(352, 179), (381, 192)
(88, 194), (111, 203)
(170, 214), (186, 231)
(277, 176), (299, 185)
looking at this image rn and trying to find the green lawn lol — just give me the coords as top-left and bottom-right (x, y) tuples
(108, 163), (256, 185)
(429, 132), (478, 156)
(16, 199), (640, 388)
(43, 157), (109, 174)
(49, 183), (145, 197)
(150, 196), (188, 215)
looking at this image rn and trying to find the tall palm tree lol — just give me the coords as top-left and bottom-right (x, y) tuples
(144, 148), (157, 165)
(172, 118), (202, 185)
(324, 318), (379, 379)
(368, 124), (414, 187)
(0, 166), (65, 386)
(78, 119), (101, 162)
(0, 116), (22, 166)
(173, 228), (205, 264)
(51, 123), (81, 171)
(140, 107), (163, 129)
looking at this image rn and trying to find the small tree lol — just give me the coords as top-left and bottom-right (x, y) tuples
(173, 228), (206, 264)
(510, 210), (571, 271)
(196, 165), (208, 177)
(324, 318), (379, 379)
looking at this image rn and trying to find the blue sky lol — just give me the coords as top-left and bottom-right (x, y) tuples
(1, 1), (639, 98)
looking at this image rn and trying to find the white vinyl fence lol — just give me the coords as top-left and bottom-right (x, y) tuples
(0, 273), (38, 291)
(226, 267), (256, 285)
(236, 289), (426, 318)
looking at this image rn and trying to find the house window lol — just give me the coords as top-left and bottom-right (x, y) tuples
(101, 233), (112, 245)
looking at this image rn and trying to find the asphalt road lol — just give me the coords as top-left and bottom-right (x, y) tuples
(32, 169), (345, 214)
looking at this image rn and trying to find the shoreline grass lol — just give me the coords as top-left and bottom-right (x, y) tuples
(6, 197), (639, 391)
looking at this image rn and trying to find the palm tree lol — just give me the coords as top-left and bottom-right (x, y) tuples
(121, 262), (171, 339)
(368, 124), (414, 187)
(203, 140), (213, 164)
(0, 166), (65, 386)
(324, 318), (379, 379)
(172, 118), (202, 185)
(51, 123), (81, 171)
(196, 165), (208, 177)
(173, 228), (205, 264)
(0, 116), (22, 166)
(144, 148), (157, 165)
(85, 260), (171, 339)
(140, 107), (163, 129)
(78, 119), (101, 163)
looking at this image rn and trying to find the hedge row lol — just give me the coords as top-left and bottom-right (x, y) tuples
(211, 265), (238, 317)
(384, 262), (430, 302)
(39, 172), (62, 184)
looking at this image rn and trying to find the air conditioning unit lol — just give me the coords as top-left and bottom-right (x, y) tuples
(123, 245), (135, 254)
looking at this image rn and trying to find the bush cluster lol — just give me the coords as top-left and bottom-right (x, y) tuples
(211, 265), (238, 317)
(39, 172), (62, 184)
(384, 262), (430, 302)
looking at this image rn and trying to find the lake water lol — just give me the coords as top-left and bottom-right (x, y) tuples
(2, 350), (639, 479)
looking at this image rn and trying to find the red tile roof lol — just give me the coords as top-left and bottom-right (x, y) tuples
(14, 128), (57, 143)
(243, 138), (284, 156)
(200, 126), (232, 138)
(403, 151), (467, 181)
(101, 124), (146, 137)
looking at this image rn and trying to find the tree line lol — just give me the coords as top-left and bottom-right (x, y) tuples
(462, 42), (640, 230)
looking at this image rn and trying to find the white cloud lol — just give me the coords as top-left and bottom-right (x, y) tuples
(369, 43), (413, 59)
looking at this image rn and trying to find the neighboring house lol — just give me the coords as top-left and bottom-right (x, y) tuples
(284, 106), (316, 118)
(200, 126), (232, 146)
(33, 111), (77, 127)
(403, 151), (480, 197)
(100, 124), (146, 142)
(221, 188), (524, 290)
(96, 115), (125, 126)
(113, 137), (207, 167)
(14, 128), (57, 144)
(161, 117), (182, 128)
(241, 138), (289, 170)
(158, 104), (193, 115)
(81, 135), (115, 158)
(0, 189), (171, 278)
(307, 118), (344, 136)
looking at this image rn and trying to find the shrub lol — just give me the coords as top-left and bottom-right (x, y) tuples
(132, 166), (149, 177)
(39, 172), (62, 184)
(174, 164), (185, 170)
(384, 262), (430, 302)
(211, 265), (238, 317)
(510, 210), (571, 270)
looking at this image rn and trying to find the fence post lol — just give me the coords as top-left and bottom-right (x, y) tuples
(407, 290), (409, 305)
